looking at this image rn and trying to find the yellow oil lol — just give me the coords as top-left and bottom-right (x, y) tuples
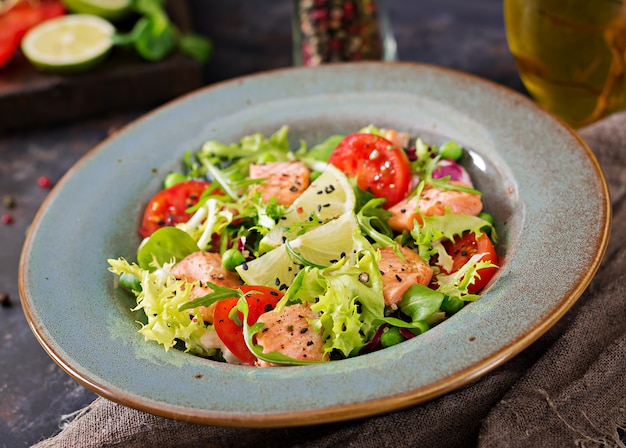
(504, 0), (626, 128)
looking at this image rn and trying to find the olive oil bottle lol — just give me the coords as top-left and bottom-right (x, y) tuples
(504, 0), (626, 128)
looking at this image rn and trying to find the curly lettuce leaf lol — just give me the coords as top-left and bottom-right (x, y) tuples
(282, 233), (385, 357)
(435, 253), (498, 302)
(410, 211), (496, 263)
(200, 125), (291, 161)
(108, 257), (212, 356)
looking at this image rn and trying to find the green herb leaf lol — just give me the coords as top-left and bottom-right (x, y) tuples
(178, 282), (245, 311)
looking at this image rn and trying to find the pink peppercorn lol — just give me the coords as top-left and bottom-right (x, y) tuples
(37, 176), (53, 189)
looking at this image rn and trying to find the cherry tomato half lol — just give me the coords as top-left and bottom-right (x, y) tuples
(328, 133), (412, 208)
(139, 180), (213, 238)
(443, 231), (499, 294)
(213, 285), (284, 365)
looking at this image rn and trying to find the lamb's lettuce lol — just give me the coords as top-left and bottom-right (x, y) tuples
(137, 227), (198, 271)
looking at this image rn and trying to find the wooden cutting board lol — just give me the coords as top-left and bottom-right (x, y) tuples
(0, 1), (203, 132)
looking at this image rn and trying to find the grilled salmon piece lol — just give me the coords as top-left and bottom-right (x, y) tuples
(388, 180), (482, 232)
(379, 246), (433, 309)
(255, 303), (327, 367)
(249, 161), (310, 206)
(171, 251), (242, 322)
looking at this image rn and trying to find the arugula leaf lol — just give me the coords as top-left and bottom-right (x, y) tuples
(356, 197), (399, 249)
(178, 282), (245, 311)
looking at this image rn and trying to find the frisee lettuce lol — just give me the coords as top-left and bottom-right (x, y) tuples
(107, 258), (213, 356)
(277, 232), (385, 357)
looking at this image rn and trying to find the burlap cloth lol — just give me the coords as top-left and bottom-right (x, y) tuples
(33, 111), (626, 448)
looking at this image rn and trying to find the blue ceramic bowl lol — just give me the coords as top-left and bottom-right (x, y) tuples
(20, 62), (610, 426)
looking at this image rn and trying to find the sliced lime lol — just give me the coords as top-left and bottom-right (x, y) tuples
(60, 0), (133, 21)
(21, 14), (115, 74)
(237, 212), (358, 288)
(259, 164), (355, 252)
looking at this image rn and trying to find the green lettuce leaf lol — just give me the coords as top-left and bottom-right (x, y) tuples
(108, 257), (213, 356)
(435, 253), (498, 302)
(283, 233), (385, 357)
(137, 227), (199, 271)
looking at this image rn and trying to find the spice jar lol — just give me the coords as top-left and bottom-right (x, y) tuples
(293, 0), (396, 66)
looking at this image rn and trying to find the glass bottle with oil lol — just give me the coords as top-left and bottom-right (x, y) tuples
(504, 0), (626, 128)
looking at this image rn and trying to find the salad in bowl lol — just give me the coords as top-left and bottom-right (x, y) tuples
(108, 125), (499, 367)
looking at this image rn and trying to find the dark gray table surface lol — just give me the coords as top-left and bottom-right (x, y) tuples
(0, 1), (524, 446)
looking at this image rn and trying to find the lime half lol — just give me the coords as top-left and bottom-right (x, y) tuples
(237, 212), (358, 289)
(61, 0), (133, 21)
(21, 14), (115, 74)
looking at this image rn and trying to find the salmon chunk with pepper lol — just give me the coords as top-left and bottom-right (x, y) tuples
(171, 251), (242, 322)
(255, 303), (328, 367)
(379, 246), (433, 309)
(249, 161), (310, 206)
(387, 181), (482, 232)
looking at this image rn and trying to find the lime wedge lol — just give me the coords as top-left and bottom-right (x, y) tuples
(60, 0), (133, 21)
(21, 14), (115, 74)
(259, 164), (355, 252)
(237, 212), (358, 289)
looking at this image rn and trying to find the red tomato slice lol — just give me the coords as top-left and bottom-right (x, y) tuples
(0, 0), (66, 42)
(213, 286), (284, 365)
(139, 180), (213, 238)
(443, 232), (499, 294)
(328, 133), (412, 207)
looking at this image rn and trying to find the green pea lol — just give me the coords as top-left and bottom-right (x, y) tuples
(380, 327), (405, 348)
(119, 272), (142, 293)
(163, 172), (188, 189)
(441, 296), (464, 314)
(438, 141), (463, 161)
(222, 248), (246, 271)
